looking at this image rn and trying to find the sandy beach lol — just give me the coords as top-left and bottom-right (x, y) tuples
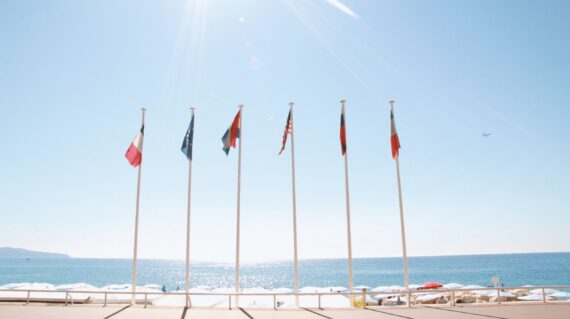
(3, 282), (570, 308)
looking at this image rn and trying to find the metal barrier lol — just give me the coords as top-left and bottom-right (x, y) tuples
(0, 285), (569, 309)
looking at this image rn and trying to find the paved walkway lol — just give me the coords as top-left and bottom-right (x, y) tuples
(1, 303), (570, 319)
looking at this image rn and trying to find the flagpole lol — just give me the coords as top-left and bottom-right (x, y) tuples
(235, 104), (244, 307)
(391, 100), (409, 292)
(185, 107), (195, 308)
(131, 107), (146, 305)
(340, 100), (354, 302)
(288, 102), (300, 307)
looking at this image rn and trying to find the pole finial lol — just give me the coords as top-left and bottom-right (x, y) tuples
(141, 107), (147, 112)
(389, 100), (395, 107)
(288, 101), (294, 108)
(238, 104), (244, 109)
(340, 99), (346, 105)
(190, 106), (196, 112)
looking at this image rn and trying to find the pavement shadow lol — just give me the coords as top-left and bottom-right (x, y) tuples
(301, 307), (335, 319)
(365, 307), (414, 319)
(180, 306), (188, 319)
(239, 307), (255, 319)
(103, 305), (131, 319)
(424, 306), (508, 319)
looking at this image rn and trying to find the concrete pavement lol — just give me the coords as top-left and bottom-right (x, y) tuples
(1, 302), (570, 319)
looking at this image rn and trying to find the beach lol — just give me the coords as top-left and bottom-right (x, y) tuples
(2, 254), (570, 308)
(2, 283), (570, 309)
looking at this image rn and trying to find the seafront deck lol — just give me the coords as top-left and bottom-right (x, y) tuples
(1, 303), (569, 319)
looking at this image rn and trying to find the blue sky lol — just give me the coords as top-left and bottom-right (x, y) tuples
(0, 0), (569, 262)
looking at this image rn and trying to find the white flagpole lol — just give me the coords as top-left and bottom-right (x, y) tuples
(340, 100), (354, 301)
(185, 107), (195, 308)
(288, 102), (300, 307)
(235, 104), (244, 306)
(391, 100), (409, 292)
(131, 107), (146, 305)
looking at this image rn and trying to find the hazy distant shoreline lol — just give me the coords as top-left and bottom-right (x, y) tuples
(0, 247), (70, 259)
(1, 247), (568, 262)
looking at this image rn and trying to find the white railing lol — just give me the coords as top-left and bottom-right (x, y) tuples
(0, 285), (569, 309)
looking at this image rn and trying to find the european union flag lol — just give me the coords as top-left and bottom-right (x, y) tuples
(181, 114), (194, 160)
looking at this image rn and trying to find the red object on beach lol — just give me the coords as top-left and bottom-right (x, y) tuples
(420, 282), (443, 289)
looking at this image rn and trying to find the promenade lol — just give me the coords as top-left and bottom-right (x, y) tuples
(1, 303), (570, 319)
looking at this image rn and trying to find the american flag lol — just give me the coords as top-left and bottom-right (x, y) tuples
(278, 110), (293, 155)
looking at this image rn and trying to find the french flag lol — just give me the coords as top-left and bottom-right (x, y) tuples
(125, 125), (144, 167)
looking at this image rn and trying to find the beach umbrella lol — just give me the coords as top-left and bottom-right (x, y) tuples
(518, 294), (553, 301)
(371, 285), (403, 292)
(443, 283), (464, 289)
(462, 285), (488, 293)
(143, 284), (162, 290)
(271, 287), (293, 293)
(462, 285), (484, 289)
(529, 288), (560, 295)
(299, 286), (321, 293)
(353, 285), (371, 291)
(486, 291), (515, 297)
(373, 293), (400, 300)
(408, 284), (421, 290)
(326, 287), (347, 292)
(13, 283), (56, 290)
(55, 283), (97, 291)
(416, 293), (441, 302)
(420, 282), (443, 289)
(472, 289), (496, 296)
(194, 285), (211, 290)
(102, 284), (130, 290)
(1, 283), (31, 289)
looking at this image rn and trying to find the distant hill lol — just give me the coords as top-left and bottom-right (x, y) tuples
(0, 247), (71, 259)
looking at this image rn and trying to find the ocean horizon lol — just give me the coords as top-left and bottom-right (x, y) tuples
(2, 252), (569, 291)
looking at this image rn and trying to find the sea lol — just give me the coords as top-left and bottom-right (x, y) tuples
(1, 253), (569, 290)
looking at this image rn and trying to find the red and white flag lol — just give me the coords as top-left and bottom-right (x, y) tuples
(125, 125), (144, 167)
